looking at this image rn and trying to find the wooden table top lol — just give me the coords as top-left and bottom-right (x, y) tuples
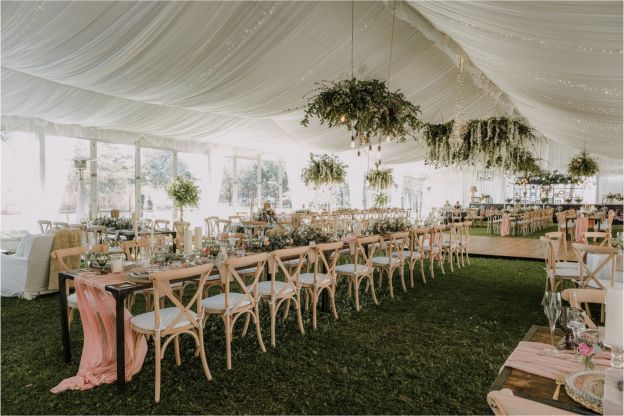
(489, 325), (598, 415)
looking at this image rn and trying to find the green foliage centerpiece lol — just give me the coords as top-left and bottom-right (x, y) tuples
(301, 78), (422, 149)
(420, 117), (541, 174)
(568, 151), (599, 178)
(366, 167), (394, 190)
(373, 192), (389, 208)
(166, 175), (200, 221)
(301, 153), (347, 188)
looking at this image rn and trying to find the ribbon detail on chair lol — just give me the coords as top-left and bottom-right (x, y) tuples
(51, 272), (147, 393)
(575, 217), (589, 242)
(500, 214), (511, 237)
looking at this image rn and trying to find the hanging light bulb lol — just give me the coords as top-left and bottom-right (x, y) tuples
(340, 114), (347, 123)
(350, 135), (355, 148)
(368, 143), (373, 152)
(385, 135), (391, 143)
(377, 144), (381, 160)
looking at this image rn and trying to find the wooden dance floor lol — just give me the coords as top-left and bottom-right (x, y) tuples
(468, 235), (574, 261)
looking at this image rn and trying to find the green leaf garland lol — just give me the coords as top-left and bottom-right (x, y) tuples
(301, 153), (347, 187)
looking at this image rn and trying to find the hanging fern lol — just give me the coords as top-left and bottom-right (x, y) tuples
(373, 192), (389, 208)
(568, 151), (599, 178)
(366, 168), (394, 190)
(301, 153), (347, 187)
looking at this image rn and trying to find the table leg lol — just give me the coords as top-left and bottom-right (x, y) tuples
(115, 293), (127, 391)
(59, 274), (71, 363)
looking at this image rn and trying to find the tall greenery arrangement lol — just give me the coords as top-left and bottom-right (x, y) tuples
(373, 192), (389, 208)
(568, 151), (599, 178)
(366, 168), (394, 190)
(166, 175), (200, 220)
(301, 78), (422, 142)
(301, 153), (347, 187)
(420, 117), (541, 174)
(516, 171), (580, 186)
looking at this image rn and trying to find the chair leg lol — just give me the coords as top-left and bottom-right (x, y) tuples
(174, 335), (181, 366)
(295, 295), (305, 335)
(369, 273), (378, 305)
(224, 314), (232, 370)
(387, 268), (394, 299)
(399, 265), (406, 293)
(354, 277), (361, 312)
(197, 326), (212, 381)
(269, 301), (276, 348)
(409, 263), (415, 288)
(447, 250), (454, 272)
(420, 259), (426, 284)
(253, 307), (266, 353)
(241, 313), (251, 337)
(154, 336), (162, 403)
(282, 299), (291, 321)
(329, 286), (339, 320)
(312, 287), (318, 330)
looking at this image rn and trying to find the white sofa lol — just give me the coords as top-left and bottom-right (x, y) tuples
(1, 233), (55, 299)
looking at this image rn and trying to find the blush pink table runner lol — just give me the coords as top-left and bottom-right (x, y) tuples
(51, 272), (147, 393)
(575, 216), (589, 242)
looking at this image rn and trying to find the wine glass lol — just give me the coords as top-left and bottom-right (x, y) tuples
(559, 306), (573, 350)
(567, 308), (587, 360)
(542, 291), (562, 355)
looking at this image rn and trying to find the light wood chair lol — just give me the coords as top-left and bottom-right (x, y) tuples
(121, 238), (150, 261)
(423, 226), (446, 279)
(173, 221), (190, 252)
(300, 241), (343, 329)
(153, 219), (170, 231)
(37, 220), (52, 233)
(402, 227), (427, 286)
(373, 232), (408, 299)
(561, 288), (606, 328)
(201, 253), (267, 369)
(216, 219), (232, 235)
(53, 221), (69, 229)
(204, 216), (219, 238)
(572, 243), (618, 289)
(442, 223), (462, 272)
(260, 246), (307, 346)
(460, 220), (472, 266)
(581, 231), (611, 247)
(50, 246), (86, 330)
(130, 263), (213, 403)
(335, 236), (380, 312)
(540, 237), (583, 291)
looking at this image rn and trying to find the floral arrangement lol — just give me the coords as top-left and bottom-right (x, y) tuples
(611, 237), (624, 251)
(290, 225), (333, 247)
(334, 208), (356, 214)
(93, 216), (131, 230)
(254, 206), (277, 223)
(606, 192), (624, 202)
(568, 151), (599, 178)
(166, 175), (200, 220)
(540, 197), (550, 203)
(264, 226), (293, 252)
(373, 192), (389, 208)
(577, 330), (602, 370)
(366, 168), (394, 190)
(564, 196), (573, 203)
(301, 78), (422, 143)
(367, 218), (411, 235)
(515, 171), (580, 186)
(574, 196), (583, 203)
(301, 153), (347, 187)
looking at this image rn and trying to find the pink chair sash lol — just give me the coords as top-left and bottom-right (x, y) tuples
(500, 215), (511, 237)
(575, 217), (589, 242)
(51, 272), (147, 393)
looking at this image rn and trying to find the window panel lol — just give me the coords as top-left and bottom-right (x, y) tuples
(236, 158), (258, 208)
(260, 160), (280, 207)
(97, 142), (135, 217)
(177, 152), (209, 225)
(218, 157), (234, 206)
(140, 147), (173, 221)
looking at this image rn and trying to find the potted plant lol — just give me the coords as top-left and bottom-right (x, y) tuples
(574, 196), (583, 204)
(166, 175), (200, 221)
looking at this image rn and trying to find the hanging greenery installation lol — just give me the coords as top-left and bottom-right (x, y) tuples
(365, 167), (394, 190)
(301, 153), (347, 187)
(568, 151), (599, 178)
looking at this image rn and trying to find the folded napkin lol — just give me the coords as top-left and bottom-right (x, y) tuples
(603, 368), (624, 416)
(504, 341), (611, 380)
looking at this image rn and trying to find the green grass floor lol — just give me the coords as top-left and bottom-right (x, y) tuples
(1, 257), (550, 414)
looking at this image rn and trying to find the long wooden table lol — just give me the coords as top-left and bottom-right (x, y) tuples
(489, 325), (598, 415)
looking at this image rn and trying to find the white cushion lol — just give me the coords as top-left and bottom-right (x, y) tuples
(299, 272), (331, 285)
(201, 292), (251, 311)
(392, 250), (422, 259)
(131, 307), (196, 331)
(372, 256), (401, 266)
(556, 261), (578, 269)
(553, 267), (582, 278)
(258, 280), (294, 295)
(67, 292), (78, 308)
(335, 264), (370, 274)
(14, 234), (31, 257)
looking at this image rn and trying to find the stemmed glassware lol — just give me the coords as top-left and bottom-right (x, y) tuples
(566, 308), (587, 361)
(542, 291), (562, 355)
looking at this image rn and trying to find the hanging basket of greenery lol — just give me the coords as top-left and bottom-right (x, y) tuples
(301, 78), (422, 144)
(568, 151), (599, 178)
(366, 168), (394, 190)
(166, 175), (200, 219)
(420, 117), (541, 174)
(301, 153), (347, 187)
(373, 192), (389, 208)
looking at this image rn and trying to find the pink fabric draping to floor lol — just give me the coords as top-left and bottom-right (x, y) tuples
(575, 216), (589, 242)
(51, 272), (147, 393)
(500, 214), (511, 237)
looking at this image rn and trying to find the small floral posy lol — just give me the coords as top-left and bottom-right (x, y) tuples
(578, 342), (601, 370)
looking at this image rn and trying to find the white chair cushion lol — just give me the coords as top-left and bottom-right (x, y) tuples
(556, 261), (578, 269)
(335, 264), (370, 274)
(67, 292), (78, 308)
(258, 280), (294, 296)
(392, 250), (422, 259)
(131, 307), (196, 331)
(372, 256), (401, 266)
(201, 292), (251, 311)
(299, 272), (331, 285)
(554, 267), (582, 278)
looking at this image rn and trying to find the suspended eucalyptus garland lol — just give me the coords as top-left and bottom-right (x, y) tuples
(515, 171), (581, 186)
(365, 167), (394, 190)
(420, 117), (541, 174)
(568, 151), (599, 178)
(301, 153), (347, 187)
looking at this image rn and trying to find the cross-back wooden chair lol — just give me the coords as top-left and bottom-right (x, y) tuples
(544, 231), (577, 269)
(37, 220), (52, 233)
(260, 246), (308, 346)
(540, 237), (582, 291)
(460, 220), (472, 266)
(581, 231), (611, 247)
(50, 246), (86, 330)
(242, 220), (266, 236)
(373, 232), (408, 299)
(130, 263), (213, 403)
(154, 219), (170, 231)
(201, 253), (267, 369)
(572, 243), (618, 289)
(173, 221), (190, 252)
(403, 227), (427, 285)
(335, 235), (380, 312)
(204, 216), (219, 238)
(142, 219), (153, 229)
(561, 288), (606, 329)
(122, 238), (150, 261)
(423, 226), (446, 279)
(300, 241), (343, 329)
(443, 223), (462, 272)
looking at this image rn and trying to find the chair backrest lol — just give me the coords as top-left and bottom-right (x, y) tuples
(37, 220), (52, 233)
(544, 231), (568, 264)
(571, 243), (618, 288)
(173, 221), (190, 235)
(561, 288), (606, 328)
(411, 227), (428, 255)
(122, 238), (150, 261)
(269, 246), (309, 296)
(310, 241), (344, 281)
(581, 231), (611, 246)
(222, 253), (268, 311)
(50, 246), (85, 271)
(350, 235), (380, 271)
(217, 219), (232, 234)
(151, 263), (213, 335)
(385, 231), (410, 261)
(204, 216), (219, 237)
(154, 219), (170, 230)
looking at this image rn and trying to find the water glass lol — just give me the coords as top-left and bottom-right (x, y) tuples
(567, 308), (587, 360)
(542, 291), (562, 355)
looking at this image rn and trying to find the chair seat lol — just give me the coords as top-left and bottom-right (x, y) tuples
(258, 280), (294, 296)
(441, 241), (459, 248)
(392, 250), (422, 259)
(556, 261), (578, 269)
(335, 264), (370, 274)
(201, 292), (251, 311)
(131, 307), (196, 332)
(552, 267), (582, 278)
(299, 272), (331, 286)
(372, 256), (401, 266)
(67, 292), (78, 308)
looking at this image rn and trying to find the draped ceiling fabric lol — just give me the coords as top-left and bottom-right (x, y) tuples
(1, 1), (622, 168)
